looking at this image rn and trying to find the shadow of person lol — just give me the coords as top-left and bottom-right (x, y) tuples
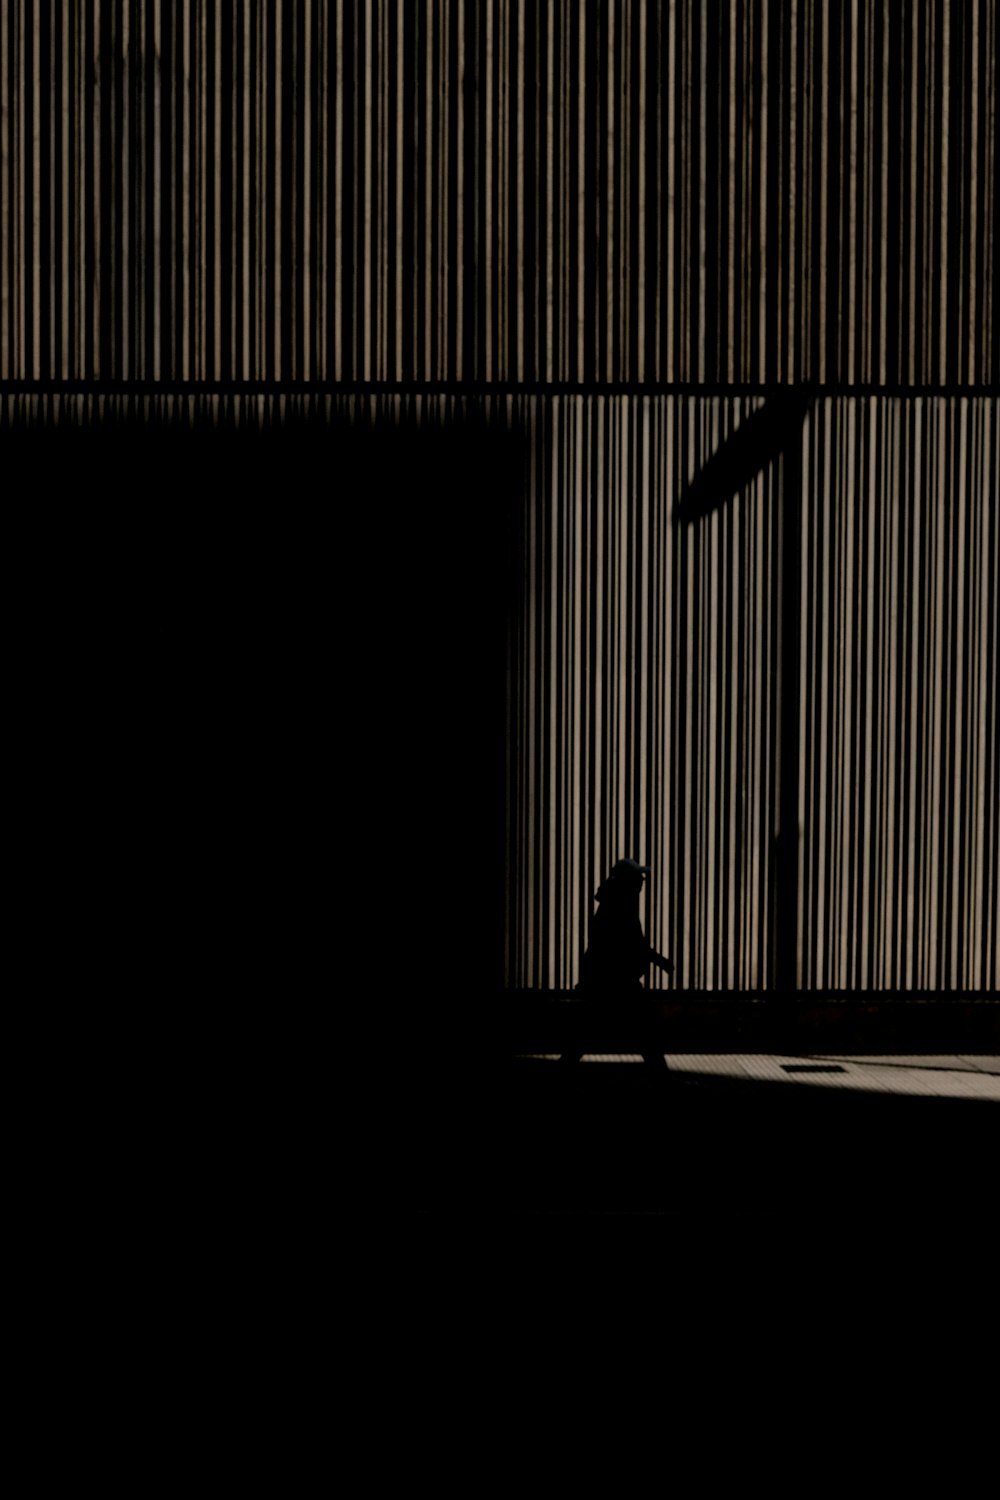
(563, 859), (673, 1071)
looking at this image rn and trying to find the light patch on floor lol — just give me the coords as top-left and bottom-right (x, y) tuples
(512, 1053), (1000, 1098)
(673, 1055), (1000, 1100)
(580, 1054), (646, 1064)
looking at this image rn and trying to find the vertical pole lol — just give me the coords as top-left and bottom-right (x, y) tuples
(776, 407), (803, 990)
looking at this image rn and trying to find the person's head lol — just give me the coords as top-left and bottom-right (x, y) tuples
(595, 858), (649, 902)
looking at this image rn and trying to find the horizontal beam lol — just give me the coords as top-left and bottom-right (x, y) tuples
(503, 997), (1000, 1055)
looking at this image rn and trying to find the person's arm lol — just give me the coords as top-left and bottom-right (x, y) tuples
(648, 949), (673, 976)
(638, 931), (674, 978)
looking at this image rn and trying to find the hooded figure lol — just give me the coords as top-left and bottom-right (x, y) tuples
(579, 859), (656, 993)
(565, 859), (673, 1068)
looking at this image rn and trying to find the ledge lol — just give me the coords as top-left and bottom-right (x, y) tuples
(502, 993), (1000, 1054)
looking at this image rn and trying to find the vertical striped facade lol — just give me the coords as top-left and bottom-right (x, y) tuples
(5, 390), (993, 994)
(2, 389), (995, 993)
(505, 396), (999, 991)
(2, 6), (996, 992)
(0, 0), (996, 385)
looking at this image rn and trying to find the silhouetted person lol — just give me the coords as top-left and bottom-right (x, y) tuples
(563, 859), (673, 1070)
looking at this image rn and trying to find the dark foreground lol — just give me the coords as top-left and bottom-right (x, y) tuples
(405, 1053), (1000, 1217)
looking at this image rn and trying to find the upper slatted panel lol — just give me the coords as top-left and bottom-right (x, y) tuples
(1, 0), (995, 388)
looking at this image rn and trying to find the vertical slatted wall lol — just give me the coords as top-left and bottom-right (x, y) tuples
(505, 396), (999, 991)
(0, 0), (996, 385)
(798, 400), (999, 992)
(2, 389), (994, 991)
(2, 6), (996, 990)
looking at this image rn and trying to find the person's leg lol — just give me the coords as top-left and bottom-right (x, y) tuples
(641, 1001), (670, 1073)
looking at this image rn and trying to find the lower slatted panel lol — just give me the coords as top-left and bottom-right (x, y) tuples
(505, 396), (999, 992)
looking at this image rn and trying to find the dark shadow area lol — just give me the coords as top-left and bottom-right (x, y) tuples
(676, 393), (810, 525)
(7, 398), (522, 1207)
(10, 396), (517, 968)
(503, 993), (1000, 1054)
(468, 1057), (1000, 1216)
